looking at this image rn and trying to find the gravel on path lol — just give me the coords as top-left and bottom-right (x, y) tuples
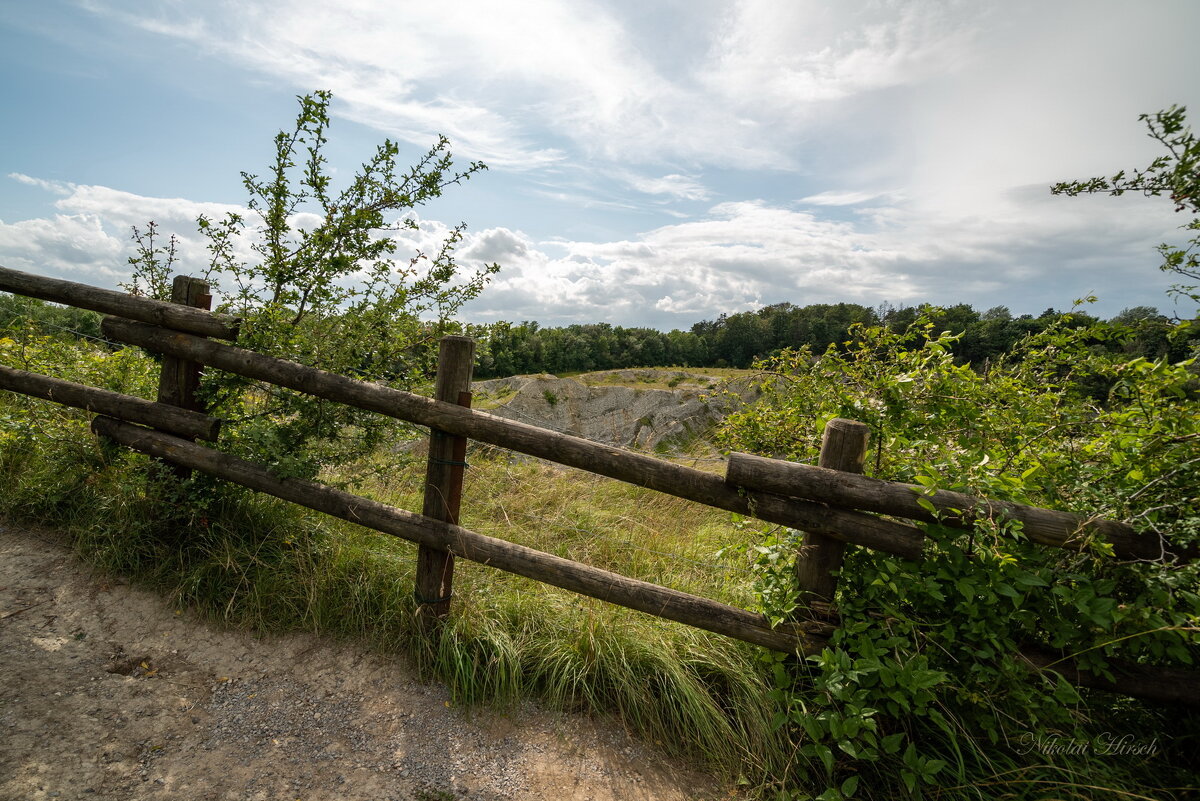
(0, 523), (732, 801)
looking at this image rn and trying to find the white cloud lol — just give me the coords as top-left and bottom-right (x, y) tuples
(0, 177), (464, 295)
(81, 0), (982, 174)
(8, 173), (76, 196)
(526, 188), (642, 213)
(700, 1), (975, 106)
(460, 228), (532, 264)
(54, 184), (245, 232)
(800, 190), (891, 206)
(621, 173), (710, 202)
(83, 0), (647, 169)
(1, 174), (1186, 332)
(870, 2), (1200, 220)
(60, 0), (1200, 190)
(7, 0), (1198, 331)
(0, 213), (126, 282)
(456, 190), (1184, 328)
(0, 185), (247, 285)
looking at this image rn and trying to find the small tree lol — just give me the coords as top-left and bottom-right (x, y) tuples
(129, 91), (498, 478)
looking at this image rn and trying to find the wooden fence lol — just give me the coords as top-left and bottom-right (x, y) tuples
(0, 264), (1197, 706)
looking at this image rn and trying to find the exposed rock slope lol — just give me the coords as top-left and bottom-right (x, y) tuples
(472, 369), (753, 450)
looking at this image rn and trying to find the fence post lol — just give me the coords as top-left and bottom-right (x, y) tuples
(156, 276), (212, 416)
(792, 418), (869, 616)
(415, 335), (476, 624)
(155, 276), (213, 477)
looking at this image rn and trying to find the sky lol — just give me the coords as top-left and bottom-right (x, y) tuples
(2, 0), (1199, 331)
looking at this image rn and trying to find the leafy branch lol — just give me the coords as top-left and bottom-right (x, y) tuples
(1053, 105), (1200, 304)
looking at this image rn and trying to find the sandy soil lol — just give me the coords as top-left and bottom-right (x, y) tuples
(0, 523), (732, 801)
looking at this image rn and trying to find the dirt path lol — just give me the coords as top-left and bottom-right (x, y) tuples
(0, 524), (730, 801)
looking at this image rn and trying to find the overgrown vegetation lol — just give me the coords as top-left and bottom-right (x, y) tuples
(716, 316), (1199, 798)
(1, 102), (1199, 799)
(701, 106), (1200, 799)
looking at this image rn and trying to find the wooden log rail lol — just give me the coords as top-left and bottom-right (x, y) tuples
(99, 317), (927, 561)
(1017, 644), (1200, 707)
(0, 365), (220, 441)
(0, 264), (239, 340)
(725, 452), (1196, 562)
(90, 416), (825, 654)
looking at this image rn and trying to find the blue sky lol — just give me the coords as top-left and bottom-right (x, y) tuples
(2, 0), (1199, 330)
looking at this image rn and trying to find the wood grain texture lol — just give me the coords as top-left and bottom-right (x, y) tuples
(1017, 643), (1200, 707)
(726, 451), (1193, 562)
(793, 419), (869, 606)
(0, 265), (238, 340)
(416, 336), (475, 619)
(0, 365), (220, 440)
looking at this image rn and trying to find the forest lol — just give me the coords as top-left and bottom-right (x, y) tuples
(469, 300), (1194, 378)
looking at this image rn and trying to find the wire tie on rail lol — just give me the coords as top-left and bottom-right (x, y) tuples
(428, 457), (470, 468)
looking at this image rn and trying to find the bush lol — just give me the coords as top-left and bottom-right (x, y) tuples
(717, 314), (1200, 798)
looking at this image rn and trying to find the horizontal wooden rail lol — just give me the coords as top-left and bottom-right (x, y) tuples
(0, 265), (239, 340)
(725, 452), (1194, 562)
(100, 317), (926, 560)
(0, 365), (221, 440)
(1018, 643), (1200, 707)
(90, 416), (823, 654)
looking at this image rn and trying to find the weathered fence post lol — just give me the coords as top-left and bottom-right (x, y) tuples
(156, 276), (212, 416)
(155, 276), (213, 477)
(793, 418), (869, 616)
(415, 335), (476, 624)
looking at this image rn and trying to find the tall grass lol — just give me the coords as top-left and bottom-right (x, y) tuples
(0, 397), (788, 785)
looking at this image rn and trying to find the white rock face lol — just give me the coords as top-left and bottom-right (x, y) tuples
(471, 372), (749, 450)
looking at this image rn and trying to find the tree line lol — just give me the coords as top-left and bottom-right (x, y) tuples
(470, 301), (1194, 378)
(5, 291), (1191, 384)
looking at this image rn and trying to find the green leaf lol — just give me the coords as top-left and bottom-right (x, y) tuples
(817, 743), (835, 776)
